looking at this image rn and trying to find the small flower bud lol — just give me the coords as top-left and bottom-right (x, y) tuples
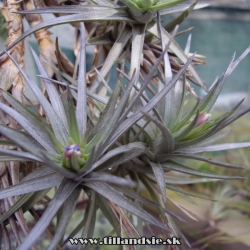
(195, 113), (211, 127)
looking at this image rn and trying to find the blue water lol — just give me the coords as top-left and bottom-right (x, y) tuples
(166, 9), (250, 94)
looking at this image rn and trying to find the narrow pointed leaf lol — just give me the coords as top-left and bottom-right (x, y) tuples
(142, 111), (175, 153)
(147, 23), (207, 90)
(19, 178), (79, 250)
(90, 25), (132, 92)
(165, 176), (221, 185)
(1, 90), (53, 136)
(0, 109), (55, 154)
(88, 72), (122, 141)
(76, 23), (87, 138)
(78, 142), (146, 178)
(0, 124), (44, 150)
(82, 172), (136, 187)
(173, 109), (200, 142)
(162, 161), (245, 180)
(116, 186), (187, 223)
(0, 8), (135, 58)
(110, 54), (195, 146)
(4, 50), (69, 145)
(177, 142), (250, 154)
(84, 181), (172, 233)
(48, 187), (81, 250)
(148, 160), (166, 203)
(170, 153), (246, 170)
(165, 0), (198, 32)
(30, 47), (69, 131)
(130, 24), (146, 78)
(0, 173), (63, 199)
(0, 148), (41, 162)
(79, 190), (97, 245)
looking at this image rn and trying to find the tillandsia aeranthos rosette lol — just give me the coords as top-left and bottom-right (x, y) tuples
(0, 24), (189, 249)
(0, 22), (250, 248)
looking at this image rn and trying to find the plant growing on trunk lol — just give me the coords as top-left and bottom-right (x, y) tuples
(0, 0), (250, 249)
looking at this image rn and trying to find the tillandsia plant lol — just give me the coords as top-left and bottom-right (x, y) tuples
(0, 1), (250, 250)
(0, 18), (250, 249)
(0, 0), (209, 94)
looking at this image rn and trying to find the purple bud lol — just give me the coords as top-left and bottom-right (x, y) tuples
(63, 144), (81, 159)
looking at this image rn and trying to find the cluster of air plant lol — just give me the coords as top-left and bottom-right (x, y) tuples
(0, 0), (250, 249)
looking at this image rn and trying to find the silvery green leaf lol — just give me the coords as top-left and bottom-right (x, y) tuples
(21, 167), (55, 182)
(92, 71), (141, 155)
(0, 92), (55, 152)
(212, 107), (250, 134)
(0, 124), (44, 150)
(30, 47), (69, 132)
(193, 129), (231, 147)
(0, 109), (55, 154)
(157, 15), (175, 129)
(17, 5), (123, 14)
(19, 178), (79, 250)
(0, 148), (41, 162)
(148, 160), (167, 203)
(174, 114), (229, 149)
(67, 89), (80, 143)
(171, 153), (246, 170)
(147, 0), (187, 11)
(86, 79), (122, 152)
(48, 187), (81, 250)
(82, 172), (136, 187)
(78, 142), (146, 178)
(0, 9), (135, 62)
(37, 76), (108, 104)
(119, 0), (143, 16)
(165, 176), (221, 185)
(96, 194), (119, 228)
(177, 142), (250, 154)
(173, 99), (200, 132)
(199, 46), (250, 113)
(142, 111), (175, 154)
(165, 0), (198, 32)
(88, 72), (123, 141)
(116, 186), (187, 223)
(84, 181), (172, 232)
(78, 191), (97, 250)
(76, 23), (87, 138)
(91, 0), (117, 7)
(147, 22), (207, 90)
(110, 54), (195, 147)
(4, 51), (69, 146)
(162, 161), (245, 180)
(166, 184), (215, 201)
(173, 109), (199, 142)
(94, 147), (146, 173)
(90, 25), (132, 92)
(0, 140), (16, 146)
(159, 1), (209, 16)
(0, 173), (63, 199)
(22, 189), (51, 213)
(130, 24), (146, 78)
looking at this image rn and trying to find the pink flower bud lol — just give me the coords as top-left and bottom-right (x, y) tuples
(195, 113), (211, 127)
